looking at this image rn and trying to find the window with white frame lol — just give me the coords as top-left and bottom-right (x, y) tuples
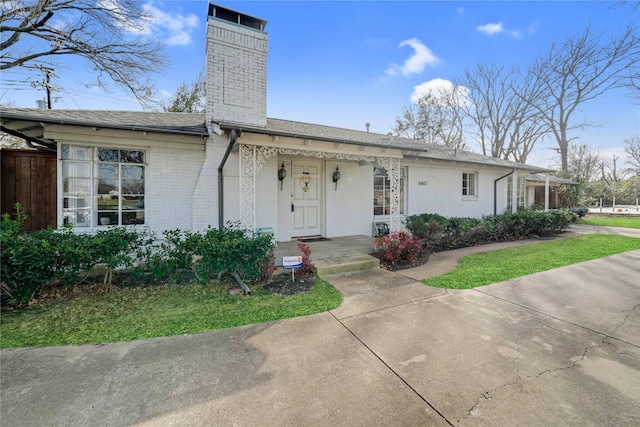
(507, 176), (526, 210)
(373, 166), (407, 216)
(462, 172), (478, 197)
(61, 145), (145, 227)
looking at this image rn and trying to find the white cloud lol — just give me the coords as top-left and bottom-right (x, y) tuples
(144, 3), (199, 46)
(476, 22), (504, 35)
(107, 1), (199, 46)
(410, 78), (470, 106)
(457, 7), (464, 15)
(476, 21), (539, 38)
(385, 38), (439, 76)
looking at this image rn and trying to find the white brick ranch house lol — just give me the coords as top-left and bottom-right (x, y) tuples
(0, 3), (554, 242)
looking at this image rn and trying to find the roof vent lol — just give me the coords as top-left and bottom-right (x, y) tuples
(208, 3), (266, 31)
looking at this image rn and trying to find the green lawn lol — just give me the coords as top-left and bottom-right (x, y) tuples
(422, 234), (640, 290)
(0, 278), (341, 348)
(579, 216), (640, 229)
(5, 234), (639, 349)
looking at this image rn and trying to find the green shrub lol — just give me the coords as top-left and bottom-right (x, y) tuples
(0, 203), (28, 234)
(1, 227), (94, 304)
(491, 209), (577, 239)
(138, 224), (276, 284)
(1, 217), (149, 305)
(443, 217), (484, 248)
(194, 225), (275, 282)
(89, 227), (149, 284)
(138, 229), (201, 283)
(570, 207), (589, 218)
(405, 213), (449, 249)
(404, 209), (577, 255)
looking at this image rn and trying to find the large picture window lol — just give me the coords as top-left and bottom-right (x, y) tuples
(61, 145), (145, 227)
(373, 166), (406, 216)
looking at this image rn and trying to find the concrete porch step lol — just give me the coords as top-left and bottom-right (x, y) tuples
(314, 254), (380, 276)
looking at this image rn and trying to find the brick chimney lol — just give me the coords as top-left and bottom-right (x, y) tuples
(206, 4), (268, 128)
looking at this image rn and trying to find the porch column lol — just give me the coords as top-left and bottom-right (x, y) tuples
(378, 157), (401, 233)
(544, 173), (550, 212)
(511, 169), (518, 213)
(239, 144), (256, 231)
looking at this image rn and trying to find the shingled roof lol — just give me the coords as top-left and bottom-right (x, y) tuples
(0, 108), (208, 136)
(526, 173), (578, 185)
(1, 108), (548, 172)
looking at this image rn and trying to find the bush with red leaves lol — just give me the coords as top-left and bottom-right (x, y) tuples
(374, 232), (423, 268)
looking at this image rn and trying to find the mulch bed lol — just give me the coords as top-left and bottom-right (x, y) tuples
(262, 275), (315, 295)
(376, 251), (431, 272)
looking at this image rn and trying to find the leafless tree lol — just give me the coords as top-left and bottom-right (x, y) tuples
(523, 24), (640, 171)
(624, 134), (640, 175)
(566, 144), (603, 183)
(0, 131), (29, 149)
(461, 64), (547, 163)
(609, 1), (640, 13)
(1, 0), (168, 108)
(394, 88), (466, 150)
(597, 153), (631, 201)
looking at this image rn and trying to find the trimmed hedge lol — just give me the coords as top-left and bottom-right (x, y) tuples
(1, 211), (275, 305)
(406, 209), (578, 251)
(139, 225), (275, 284)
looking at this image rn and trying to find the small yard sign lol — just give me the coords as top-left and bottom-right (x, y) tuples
(283, 256), (303, 269)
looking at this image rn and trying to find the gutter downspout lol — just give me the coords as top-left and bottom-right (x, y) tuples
(494, 168), (515, 215)
(215, 129), (251, 295)
(217, 129), (238, 228)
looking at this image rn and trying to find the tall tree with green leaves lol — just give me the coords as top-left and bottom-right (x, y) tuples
(163, 71), (205, 113)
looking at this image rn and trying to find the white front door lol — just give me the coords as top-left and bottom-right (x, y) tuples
(291, 160), (322, 237)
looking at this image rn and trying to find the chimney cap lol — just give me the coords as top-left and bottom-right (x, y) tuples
(208, 3), (267, 31)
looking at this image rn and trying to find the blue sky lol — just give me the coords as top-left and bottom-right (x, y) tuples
(2, 1), (639, 169)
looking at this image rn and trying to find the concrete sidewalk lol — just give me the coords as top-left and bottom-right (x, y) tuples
(2, 232), (639, 426)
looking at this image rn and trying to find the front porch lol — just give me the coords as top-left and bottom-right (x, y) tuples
(237, 143), (403, 241)
(274, 235), (376, 266)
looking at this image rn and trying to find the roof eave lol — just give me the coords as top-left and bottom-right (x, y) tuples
(217, 122), (428, 154)
(0, 112), (208, 137)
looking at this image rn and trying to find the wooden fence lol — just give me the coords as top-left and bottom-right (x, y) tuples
(1, 149), (57, 232)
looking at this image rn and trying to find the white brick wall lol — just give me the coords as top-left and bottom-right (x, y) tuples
(206, 18), (268, 128)
(146, 146), (203, 233)
(191, 135), (227, 231)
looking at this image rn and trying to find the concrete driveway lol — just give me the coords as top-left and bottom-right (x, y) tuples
(2, 238), (639, 426)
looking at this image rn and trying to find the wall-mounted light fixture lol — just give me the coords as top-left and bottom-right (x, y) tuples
(278, 162), (286, 190)
(332, 165), (341, 191)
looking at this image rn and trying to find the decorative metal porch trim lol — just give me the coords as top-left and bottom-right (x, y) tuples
(239, 144), (256, 231)
(377, 157), (401, 233)
(239, 143), (398, 232)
